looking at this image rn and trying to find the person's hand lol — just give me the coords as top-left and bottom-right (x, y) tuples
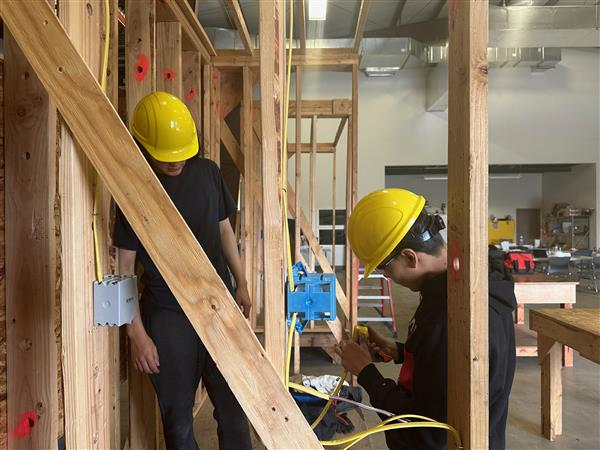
(367, 326), (399, 362)
(130, 331), (160, 374)
(335, 340), (372, 376)
(235, 284), (252, 319)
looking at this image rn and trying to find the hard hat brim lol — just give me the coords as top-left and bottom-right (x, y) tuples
(145, 139), (200, 163)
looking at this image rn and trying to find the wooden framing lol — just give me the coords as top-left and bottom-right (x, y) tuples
(287, 143), (336, 157)
(293, 66), (303, 374)
(289, 99), (352, 118)
(210, 68), (221, 165)
(213, 49), (358, 70)
(353, 0), (372, 53)
(446, 1), (490, 449)
(202, 64), (211, 159)
(224, 0), (253, 56)
(156, 22), (182, 97)
(296, 0), (307, 50)
(124, 1), (158, 447)
(259, 0), (286, 380)
(182, 51), (202, 125)
(4, 29), (59, 450)
(309, 116), (317, 271)
(221, 120), (244, 173)
(0, 2), (324, 448)
(57, 2), (114, 448)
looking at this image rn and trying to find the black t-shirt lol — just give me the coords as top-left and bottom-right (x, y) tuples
(114, 157), (237, 311)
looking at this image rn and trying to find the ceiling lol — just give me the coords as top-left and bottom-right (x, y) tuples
(385, 164), (581, 176)
(194, 0), (599, 41)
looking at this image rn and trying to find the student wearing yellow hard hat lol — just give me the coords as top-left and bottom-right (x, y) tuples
(336, 188), (516, 450)
(115, 92), (251, 450)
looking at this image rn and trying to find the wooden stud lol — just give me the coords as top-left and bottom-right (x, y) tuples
(332, 150), (337, 270)
(289, 99), (351, 118)
(259, 0), (286, 380)
(0, 2), (324, 447)
(4, 30), (59, 450)
(294, 68), (302, 264)
(182, 51), (202, 125)
(221, 120), (244, 173)
(57, 1), (113, 448)
(219, 71), (243, 119)
(353, 0), (372, 53)
(0, 60), (5, 450)
(309, 116), (317, 272)
(345, 108), (353, 326)
(296, 0), (306, 50)
(156, 22), (182, 97)
(446, 1), (490, 449)
(202, 63), (211, 159)
(350, 64), (359, 347)
(210, 68), (221, 165)
(124, 1), (157, 448)
(333, 117), (347, 148)
(125, 0), (155, 119)
(105, 2), (121, 447)
(287, 143), (336, 157)
(241, 66), (254, 327)
(224, 0), (253, 55)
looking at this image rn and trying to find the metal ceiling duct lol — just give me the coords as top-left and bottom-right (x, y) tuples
(358, 38), (428, 76)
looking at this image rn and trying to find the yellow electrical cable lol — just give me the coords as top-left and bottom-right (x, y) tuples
(92, 0), (112, 283)
(286, 312), (298, 388)
(310, 370), (347, 429)
(282, 0), (295, 291)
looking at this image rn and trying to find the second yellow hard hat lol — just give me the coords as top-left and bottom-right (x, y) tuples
(348, 188), (426, 278)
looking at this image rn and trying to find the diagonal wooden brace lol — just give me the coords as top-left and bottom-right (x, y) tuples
(0, 1), (321, 448)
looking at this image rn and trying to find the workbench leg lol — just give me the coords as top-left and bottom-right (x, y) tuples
(515, 304), (525, 325)
(539, 335), (562, 440)
(560, 303), (574, 367)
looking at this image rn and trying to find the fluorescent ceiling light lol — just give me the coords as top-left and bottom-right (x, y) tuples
(423, 176), (447, 181)
(364, 66), (401, 77)
(308, 0), (327, 21)
(423, 174), (523, 181)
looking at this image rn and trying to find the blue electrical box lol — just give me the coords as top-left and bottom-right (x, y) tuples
(287, 262), (336, 333)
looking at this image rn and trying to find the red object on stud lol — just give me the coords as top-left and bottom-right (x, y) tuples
(12, 411), (37, 439)
(134, 54), (149, 81)
(184, 88), (197, 101)
(163, 68), (177, 81)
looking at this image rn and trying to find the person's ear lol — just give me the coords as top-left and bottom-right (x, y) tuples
(401, 249), (418, 269)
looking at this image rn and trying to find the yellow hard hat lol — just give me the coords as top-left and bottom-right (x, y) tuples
(348, 189), (426, 278)
(130, 91), (199, 162)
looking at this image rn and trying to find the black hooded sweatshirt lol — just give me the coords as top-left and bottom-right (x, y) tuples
(357, 261), (517, 450)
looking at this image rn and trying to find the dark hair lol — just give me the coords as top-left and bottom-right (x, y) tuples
(385, 210), (446, 261)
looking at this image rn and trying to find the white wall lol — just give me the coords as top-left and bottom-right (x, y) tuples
(385, 174), (544, 222)
(287, 48), (600, 239)
(542, 164), (597, 248)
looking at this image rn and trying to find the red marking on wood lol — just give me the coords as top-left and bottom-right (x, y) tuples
(163, 68), (177, 81)
(134, 54), (149, 81)
(449, 0), (459, 25)
(185, 88), (197, 101)
(449, 241), (461, 281)
(12, 411), (37, 439)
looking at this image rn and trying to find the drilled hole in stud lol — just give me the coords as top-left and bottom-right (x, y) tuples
(24, 152), (31, 160)
(43, 19), (49, 25)
(22, 72), (30, 80)
(57, 66), (64, 73)
(271, 407), (276, 412)
(452, 257), (460, 273)
(86, 3), (93, 15)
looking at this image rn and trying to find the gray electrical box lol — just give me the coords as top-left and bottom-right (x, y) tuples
(93, 275), (138, 326)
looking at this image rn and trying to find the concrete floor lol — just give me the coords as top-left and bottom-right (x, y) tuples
(192, 281), (600, 450)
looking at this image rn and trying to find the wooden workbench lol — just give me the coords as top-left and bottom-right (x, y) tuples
(529, 308), (600, 440)
(514, 274), (578, 366)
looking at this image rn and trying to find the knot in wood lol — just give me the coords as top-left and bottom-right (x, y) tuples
(19, 338), (33, 351)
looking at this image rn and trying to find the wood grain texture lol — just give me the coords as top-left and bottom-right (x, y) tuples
(353, 0), (371, 53)
(538, 336), (562, 440)
(309, 116), (316, 272)
(349, 64), (359, 350)
(296, 0), (306, 50)
(57, 2), (113, 448)
(182, 51), (202, 126)
(446, 1), (490, 449)
(202, 63), (211, 158)
(210, 68), (221, 165)
(224, 0), (253, 55)
(124, 1), (158, 447)
(125, 0), (155, 120)
(0, 2), (322, 448)
(241, 66), (254, 327)
(0, 59), (6, 450)
(156, 22), (182, 97)
(221, 120), (244, 172)
(530, 309), (600, 364)
(4, 31), (59, 450)
(259, 0), (286, 381)
(213, 50), (358, 70)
